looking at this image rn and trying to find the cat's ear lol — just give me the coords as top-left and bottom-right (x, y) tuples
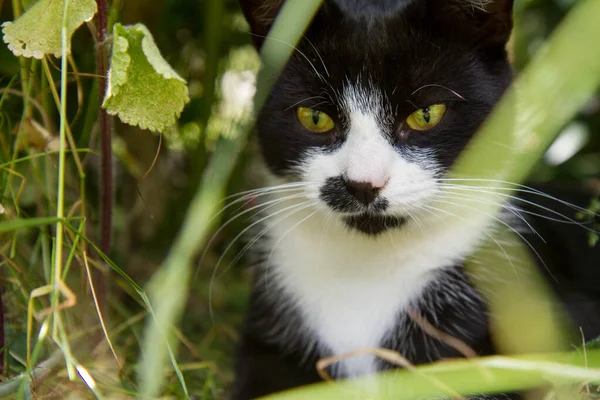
(238, 0), (285, 48)
(469, 0), (514, 47)
(433, 0), (514, 50)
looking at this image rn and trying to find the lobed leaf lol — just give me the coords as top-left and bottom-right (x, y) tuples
(102, 23), (190, 132)
(1, 0), (97, 59)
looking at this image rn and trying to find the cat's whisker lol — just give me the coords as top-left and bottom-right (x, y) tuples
(304, 35), (330, 78)
(217, 200), (319, 282)
(196, 192), (309, 283)
(319, 209), (335, 252)
(307, 101), (329, 110)
(215, 184), (309, 224)
(209, 200), (316, 320)
(430, 198), (557, 282)
(224, 182), (308, 202)
(408, 211), (426, 234)
(437, 185), (599, 234)
(437, 181), (589, 213)
(214, 192), (308, 241)
(420, 204), (519, 277)
(398, 204), (426, 234)
(217, 186), (308, 225)
(285, 96), (327, 111)
(225, 224), (273, 276)
(437, 179), (598, 216)
(263, 207), (320, 293)
(406, 99), (420, 111)
(435, 190), (598, 235)
(390, 198), (426, 234)
(411, 84), (466, 101)
(437, 182), (589, 213)
(433, 192), (543, 241)
(248, 32), (327, 82)
(418, 203), (523, 283)
(386, 229), (398, 251)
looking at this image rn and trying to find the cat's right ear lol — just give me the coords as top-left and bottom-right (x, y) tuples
(238, 0), (285, 49)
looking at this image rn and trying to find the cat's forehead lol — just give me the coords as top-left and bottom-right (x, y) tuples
(326, 0), (494, 20)
(305, 1), (437, 58)
(293, 14), (463, 97)
(329, 0), (412, 19)
(291, 0), (502, 94)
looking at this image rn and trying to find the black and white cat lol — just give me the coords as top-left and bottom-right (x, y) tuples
(231, 0), (600, 399)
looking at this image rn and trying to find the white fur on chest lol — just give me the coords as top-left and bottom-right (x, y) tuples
(263, 201), (487, 378)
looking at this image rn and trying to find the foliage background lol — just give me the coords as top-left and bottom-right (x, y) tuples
(0, 0), (598, 398)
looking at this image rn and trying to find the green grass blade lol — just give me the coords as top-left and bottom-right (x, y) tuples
(0, 216), (83, 234)
(263, 351), (600, 400)
(136, 0), (324, 398)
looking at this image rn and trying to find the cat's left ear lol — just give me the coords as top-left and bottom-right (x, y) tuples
(432, 0), (514, 50)
(238, 0), (285, 48)
(471, 0), (514, 48)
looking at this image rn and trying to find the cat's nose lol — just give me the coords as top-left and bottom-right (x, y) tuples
(345, 180), (381, 206)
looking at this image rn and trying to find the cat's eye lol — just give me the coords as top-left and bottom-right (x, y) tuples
(297, 107), (335, 133)
(405, 104), (447, 131)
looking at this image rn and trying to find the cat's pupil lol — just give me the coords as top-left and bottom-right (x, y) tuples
(422, 108), (431, 123)
(312, 111), (321, 125)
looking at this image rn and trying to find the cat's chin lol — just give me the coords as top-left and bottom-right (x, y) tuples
(343, 213), (407, 236)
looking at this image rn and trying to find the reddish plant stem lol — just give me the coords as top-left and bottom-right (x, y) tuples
(0, 289), (4, 375)
(96, 0), (111, 255)
(95, 0), (110, 310)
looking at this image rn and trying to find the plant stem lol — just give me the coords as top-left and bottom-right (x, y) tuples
(0, 292), (3, 375)
(95, 0), (110, 310)
(96, 0), (111, 255)
(51, 0), (70, 341)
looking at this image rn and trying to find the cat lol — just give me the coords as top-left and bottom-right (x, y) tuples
(230, 0), (600, 399)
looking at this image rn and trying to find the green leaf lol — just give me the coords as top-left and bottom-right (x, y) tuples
(102, 23), (190, 132)
(1, 0), (97, 59)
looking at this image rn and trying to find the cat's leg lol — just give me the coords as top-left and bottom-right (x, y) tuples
(231, 333), (321, 400)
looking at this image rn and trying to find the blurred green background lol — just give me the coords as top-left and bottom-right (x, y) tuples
(0, 0), (598, 398)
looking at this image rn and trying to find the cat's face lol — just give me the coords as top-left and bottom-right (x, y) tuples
(242, 0), (514, 235)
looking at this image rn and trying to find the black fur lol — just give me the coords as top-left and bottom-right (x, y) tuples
(231, 0), (600, 399)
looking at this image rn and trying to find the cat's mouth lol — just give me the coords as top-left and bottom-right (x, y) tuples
(343, 213), (407, 236)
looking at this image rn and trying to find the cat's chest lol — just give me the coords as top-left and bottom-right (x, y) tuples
(260, 200), (490, 375)
(264, 218), (452, 376)
(293, 268), (431, 377)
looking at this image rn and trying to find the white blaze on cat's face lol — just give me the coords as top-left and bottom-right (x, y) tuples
(344, 111), (392, 188)
(302, 82), (440, 217)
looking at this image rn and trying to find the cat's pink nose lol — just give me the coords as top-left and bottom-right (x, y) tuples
(345, 179), (382, 206)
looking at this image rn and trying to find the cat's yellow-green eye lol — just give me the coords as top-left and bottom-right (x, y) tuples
(405, 104), (447, 131)
(297, 107), (335, 133)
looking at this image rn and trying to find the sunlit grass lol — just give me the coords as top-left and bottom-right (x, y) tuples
(137, 1), (324, 397)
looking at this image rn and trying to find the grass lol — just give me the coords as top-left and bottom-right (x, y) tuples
(0, 0), (599, 399)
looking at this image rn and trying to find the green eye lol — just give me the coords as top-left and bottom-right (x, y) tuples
(405, 104), (447, 131)
(297, 107), (335, 133)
